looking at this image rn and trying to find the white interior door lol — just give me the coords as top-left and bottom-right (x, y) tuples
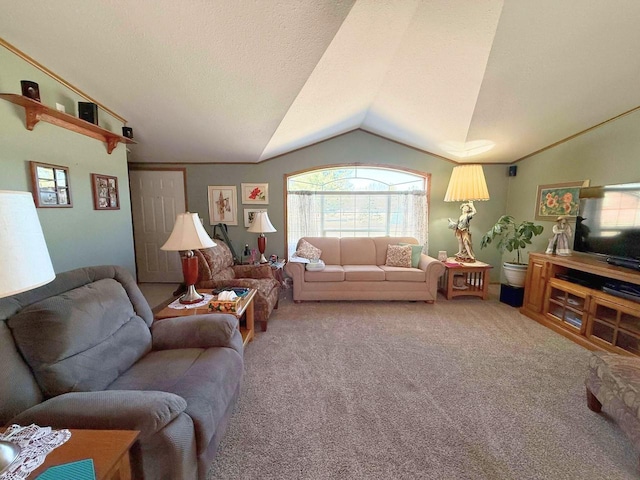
(130, 169), (186, 282)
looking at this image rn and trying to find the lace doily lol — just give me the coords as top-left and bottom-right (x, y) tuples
(0, 424), (71, 480)
(168, 293), (213, 309)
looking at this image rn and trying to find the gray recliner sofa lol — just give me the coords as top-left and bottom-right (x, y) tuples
(0, 265), (243, 480)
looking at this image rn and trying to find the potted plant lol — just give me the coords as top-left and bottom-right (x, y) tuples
(480, 215), (544, 287)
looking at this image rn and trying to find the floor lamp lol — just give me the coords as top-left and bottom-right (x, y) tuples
(0, 191), (56, 474)
(247, 211), (276, 263)
(444, 164), (490, 262)
(161, 212), (216, 304)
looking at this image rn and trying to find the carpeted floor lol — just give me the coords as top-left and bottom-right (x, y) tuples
(207, 290), (637, 480)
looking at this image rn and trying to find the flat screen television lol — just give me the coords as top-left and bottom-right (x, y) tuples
(574, 182), (640, 269)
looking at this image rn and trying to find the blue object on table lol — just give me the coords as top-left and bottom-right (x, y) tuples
(36, 458), (95, 479)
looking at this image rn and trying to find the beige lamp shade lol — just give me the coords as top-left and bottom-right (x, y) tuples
(0, 190), (55, 298)
(247, 211), (277, 233)
(444, 164), (490, 202)
(161, 212), (216, 251)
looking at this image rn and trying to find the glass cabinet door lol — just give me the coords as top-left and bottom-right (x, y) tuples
(544, 280), (588, 333)
(588, 296), (640, 355)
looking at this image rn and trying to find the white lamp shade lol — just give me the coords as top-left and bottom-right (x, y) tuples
(161, 212), (216, 251)
(0, 191), (55, 298)
(247, 211), (277, 233)
(444, 164), (490, 202)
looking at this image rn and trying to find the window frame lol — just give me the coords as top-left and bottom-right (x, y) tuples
(284, 163), (431, 256)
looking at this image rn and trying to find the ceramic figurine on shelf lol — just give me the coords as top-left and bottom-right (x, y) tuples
(546, 215), (572, 256)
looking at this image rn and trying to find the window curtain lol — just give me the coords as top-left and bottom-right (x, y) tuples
(287, 190), (428, 256)
(388, 191), (429, 254)
(287, 191), (321, 257)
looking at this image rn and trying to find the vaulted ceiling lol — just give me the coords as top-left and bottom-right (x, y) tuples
(1, 0), (639, 164)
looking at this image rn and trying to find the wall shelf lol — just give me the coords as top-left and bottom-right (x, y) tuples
(0, 93), (135, 154)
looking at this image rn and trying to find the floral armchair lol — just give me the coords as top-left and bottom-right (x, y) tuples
(194, 241), (280, 332)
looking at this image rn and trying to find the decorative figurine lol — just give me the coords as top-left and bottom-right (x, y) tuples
(448, 201), (477, 262)
(546, 215), (572, 256)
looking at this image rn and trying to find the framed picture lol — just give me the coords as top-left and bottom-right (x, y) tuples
(29, 161), (72, 208)
(91, 173), (120, 210)
(241, 183), (268, 204)
(208, 186), (238, 225)
(244, 208), (267, 228)
(534, 180), (589, 220)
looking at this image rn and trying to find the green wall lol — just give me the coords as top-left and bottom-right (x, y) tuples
(0, 46), (136, 276)
(506, 109), (640, 267)
(136, 107), (640, 284)
(135, 130), (511, 281)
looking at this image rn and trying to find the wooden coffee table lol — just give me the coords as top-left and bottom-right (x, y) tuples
(26, 429), (138, 480)
(154, 289), (256, 346)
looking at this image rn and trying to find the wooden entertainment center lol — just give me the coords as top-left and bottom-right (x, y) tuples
(522, 252), (640, 355)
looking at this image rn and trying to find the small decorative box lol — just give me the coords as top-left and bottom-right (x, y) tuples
(208, 288), (249, 313)
(208, 298), (240, 313)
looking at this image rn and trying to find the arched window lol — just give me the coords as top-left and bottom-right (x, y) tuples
(286, 165), (429, 256)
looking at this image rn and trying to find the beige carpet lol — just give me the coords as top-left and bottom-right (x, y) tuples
(208, 291), (637, 479)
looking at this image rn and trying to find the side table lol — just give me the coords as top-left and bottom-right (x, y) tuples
(27, 429), (139, 480)
(438, 259), (493, 300)
(154, 289), (257, 346)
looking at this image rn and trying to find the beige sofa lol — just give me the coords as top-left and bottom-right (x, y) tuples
(285, 236), (445, 302)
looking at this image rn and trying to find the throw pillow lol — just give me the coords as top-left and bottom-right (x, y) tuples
(399, 243), (422, 268)
(385, 244), (412, 268)
(295, 239), (322, 260)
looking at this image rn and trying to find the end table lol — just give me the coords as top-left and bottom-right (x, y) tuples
(27, 429), (138, 480)
(438, 260), (492, 300)
(154, 289), (257, 346)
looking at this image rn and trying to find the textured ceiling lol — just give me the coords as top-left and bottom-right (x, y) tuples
(1, 0), (639, 164)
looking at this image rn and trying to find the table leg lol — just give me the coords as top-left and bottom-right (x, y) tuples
(244, 299), (255, 344)
(482, 268), (490, 300)
(446, 269), (454, 300)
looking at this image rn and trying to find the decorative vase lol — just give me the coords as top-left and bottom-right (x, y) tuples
(502, 262), (528, 287)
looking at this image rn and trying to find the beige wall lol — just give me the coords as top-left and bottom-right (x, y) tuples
(0, 46), (136, 276)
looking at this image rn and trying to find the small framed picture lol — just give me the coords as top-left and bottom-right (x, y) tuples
(534, 180), (589, 220)
(91, 173), (120, 210)
(29, 161), (72, 208)
(208, 186), (238, 225)
(241, 183), (268, 204)
(244, 208), (267, 228)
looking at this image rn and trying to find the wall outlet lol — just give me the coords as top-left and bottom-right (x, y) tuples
(55, 103), (66, 113)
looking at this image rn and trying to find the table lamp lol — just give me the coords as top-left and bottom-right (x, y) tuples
(0, 190), (56, 474)
(444, 164), (490, 262)
(247, 211), (276, 263)
(161, 212), (216, 304)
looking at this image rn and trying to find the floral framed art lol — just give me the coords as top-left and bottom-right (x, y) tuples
(208, 185), (238, 225)
(91, 173), (119, 210)
(534, 180), (589, 220)
(241, 183), (268, 204)
(244, 208), (267, 228)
